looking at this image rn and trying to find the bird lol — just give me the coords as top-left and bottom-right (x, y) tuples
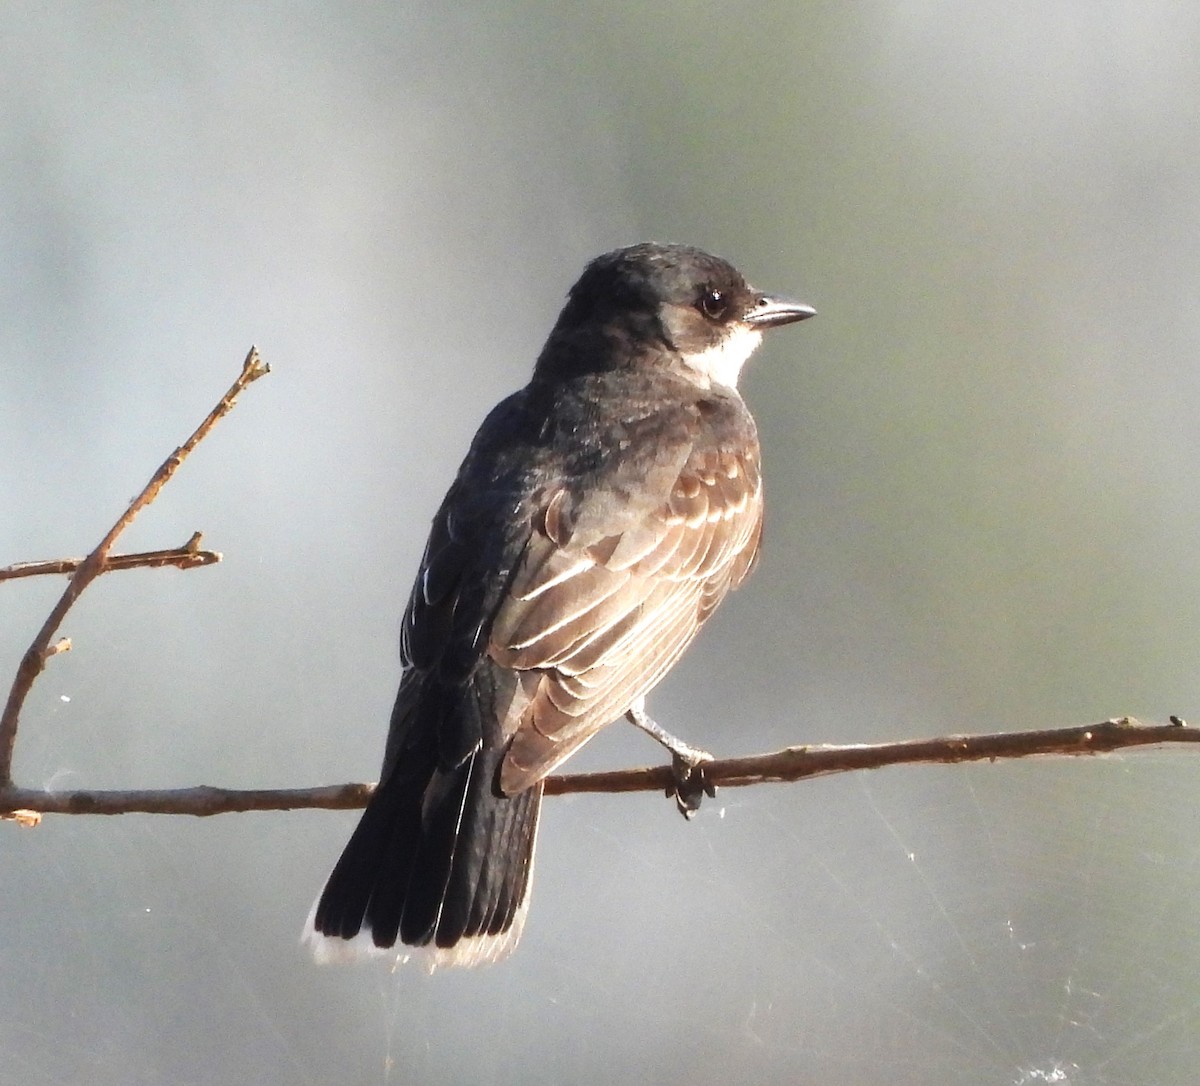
(304, 242), (814, 969)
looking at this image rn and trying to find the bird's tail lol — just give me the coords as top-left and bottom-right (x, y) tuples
(303, 684), (542, 969)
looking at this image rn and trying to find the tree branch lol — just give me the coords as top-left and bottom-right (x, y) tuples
(0, 349), (268, 785)
(0, 717), (1192, 822)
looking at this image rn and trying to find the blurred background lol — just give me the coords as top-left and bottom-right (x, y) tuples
(3, 4), (1200, 1084)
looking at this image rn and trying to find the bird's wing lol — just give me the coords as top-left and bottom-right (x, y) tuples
(490, 441), (763, 794)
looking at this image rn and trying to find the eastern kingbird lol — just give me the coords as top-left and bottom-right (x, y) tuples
(304, 242), (814, 968)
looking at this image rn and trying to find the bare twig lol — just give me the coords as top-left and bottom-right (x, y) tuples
(547, 716), (1197, 793)
(0, 717), (1193, 819)
(0, 349), (268, 785)
(0, 783), (373, 818)
(0, 532), (221, 582)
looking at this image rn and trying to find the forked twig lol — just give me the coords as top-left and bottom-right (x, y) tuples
(0, 348), (269, 785)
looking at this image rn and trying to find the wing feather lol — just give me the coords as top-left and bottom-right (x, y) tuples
(501, 566), (631, 652)
(501, 583), (706, 789)
(490, 435), (763, 795)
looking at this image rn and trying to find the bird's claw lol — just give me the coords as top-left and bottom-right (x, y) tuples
(623, 701), (716, 817)
(670, 749), (716, 819)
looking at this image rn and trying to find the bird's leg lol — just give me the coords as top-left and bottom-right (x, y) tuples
(624, 698), (716, 818)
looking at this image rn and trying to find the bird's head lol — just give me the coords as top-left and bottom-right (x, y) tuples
(536, 242), (814, 388)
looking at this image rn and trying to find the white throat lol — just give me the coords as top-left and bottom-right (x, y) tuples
(680, 325), (763, 389)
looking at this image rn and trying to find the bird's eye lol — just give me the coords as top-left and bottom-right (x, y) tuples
(698, 287), (728, 321)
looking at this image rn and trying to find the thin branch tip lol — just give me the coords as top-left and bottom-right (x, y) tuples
(243, 346), (270, 380)
(43, 638), (71, 661)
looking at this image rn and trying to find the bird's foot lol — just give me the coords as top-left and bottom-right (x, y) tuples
(670, 748), (716, 819)
(624, 700), (717, 819)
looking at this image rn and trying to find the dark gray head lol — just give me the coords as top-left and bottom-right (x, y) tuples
(535, 242), (814, 388)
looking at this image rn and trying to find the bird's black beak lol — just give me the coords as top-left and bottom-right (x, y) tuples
(744, 295), (816, 329)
